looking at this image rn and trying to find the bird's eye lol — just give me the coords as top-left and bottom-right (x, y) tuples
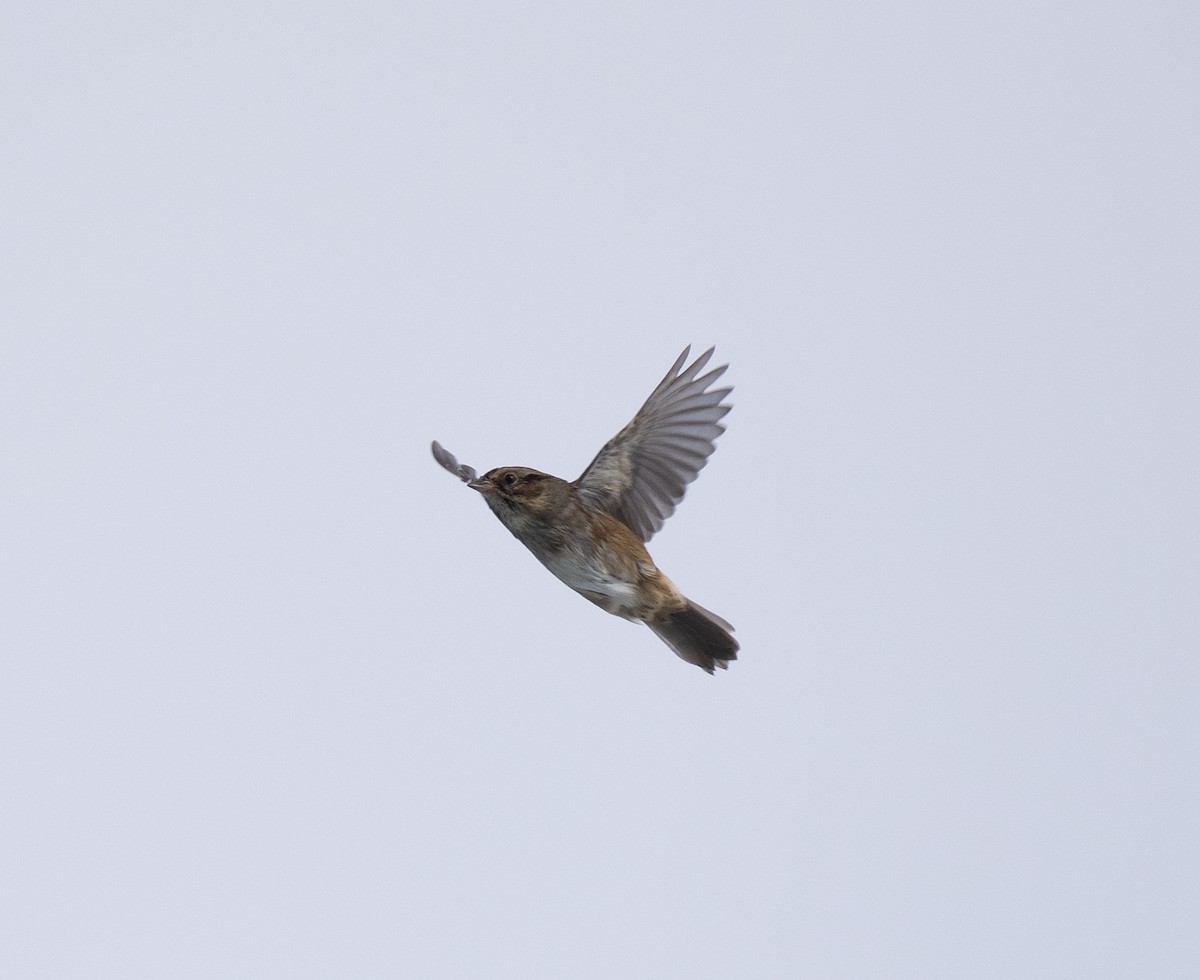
(503, 473), (517, 486)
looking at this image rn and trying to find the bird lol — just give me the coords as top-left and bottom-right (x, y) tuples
(431, 346), (738, 673)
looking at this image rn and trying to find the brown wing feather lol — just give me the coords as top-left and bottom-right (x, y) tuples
(572, 346), (732, 542)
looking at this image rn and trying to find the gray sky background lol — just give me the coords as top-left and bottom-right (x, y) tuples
(2, 2), (1197, 977)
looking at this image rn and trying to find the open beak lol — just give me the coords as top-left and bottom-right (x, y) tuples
(467, 478), (492, 494)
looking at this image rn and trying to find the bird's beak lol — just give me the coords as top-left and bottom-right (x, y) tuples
(467, 478), (492, 494)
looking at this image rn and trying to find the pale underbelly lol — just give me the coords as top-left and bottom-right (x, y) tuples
(537, 549), (641, 619)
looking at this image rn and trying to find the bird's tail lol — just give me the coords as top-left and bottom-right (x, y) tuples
(649, 600), (739, 674)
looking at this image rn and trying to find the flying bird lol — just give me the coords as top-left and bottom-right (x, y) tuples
(431, 346), (737, 673)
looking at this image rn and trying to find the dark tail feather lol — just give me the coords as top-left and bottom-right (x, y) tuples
(649, 600), (739, 674)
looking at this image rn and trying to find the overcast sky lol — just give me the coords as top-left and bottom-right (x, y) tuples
(2, 1), (1197, 977)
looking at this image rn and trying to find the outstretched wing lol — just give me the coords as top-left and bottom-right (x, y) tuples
(430, 441), (478, 483)
(572, 346), (732, 542)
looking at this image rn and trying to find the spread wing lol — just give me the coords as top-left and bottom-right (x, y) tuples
(572, 346), (732, 542)
(430, 441), (478, 483)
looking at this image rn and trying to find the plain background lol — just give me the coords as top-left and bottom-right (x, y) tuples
(2, 2), (1197, 977)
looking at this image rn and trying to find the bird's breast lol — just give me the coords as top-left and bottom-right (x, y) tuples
(539, 523), (683, 622)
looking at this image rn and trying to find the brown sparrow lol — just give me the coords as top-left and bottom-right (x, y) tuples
(432, 346), (737, 673)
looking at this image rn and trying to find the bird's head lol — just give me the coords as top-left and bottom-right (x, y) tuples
(469, 467), (572, 527)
